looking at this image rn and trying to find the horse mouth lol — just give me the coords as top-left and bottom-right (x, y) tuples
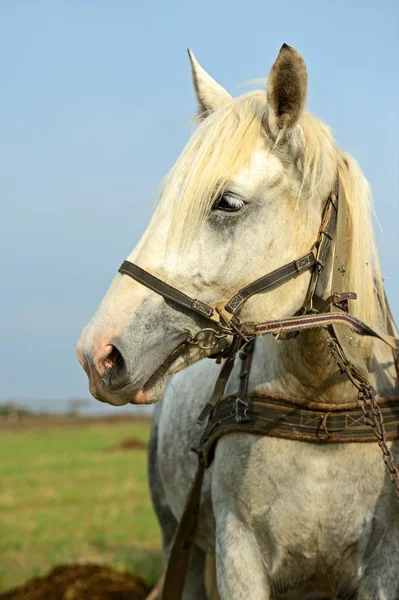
(140, 342), (189, 392)
(137, 335), (232, 402)
(87, 341), (189, 406)
(90, 336), (230, 407)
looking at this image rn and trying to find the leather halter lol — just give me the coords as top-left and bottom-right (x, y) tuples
(118, 186), (398, 354)
(118, 186), (337, 347)
(119, 251), (316, 321)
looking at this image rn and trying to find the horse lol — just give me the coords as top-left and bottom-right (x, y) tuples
(76, 44), (399, 599)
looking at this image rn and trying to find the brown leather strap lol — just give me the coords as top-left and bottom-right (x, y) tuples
(118, 261), (215, 320)
(161, 349), (241, 599)
(313, 292), (357, 313)
(225, 251), (316, 314)
(196, 353), (237, 424)
(300, 193), (338, 313)
(199, 394), (399, 468)
(253, 311), (399, 350)
(160, 459), (205, 600)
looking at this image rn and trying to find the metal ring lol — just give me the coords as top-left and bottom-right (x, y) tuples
(187, 328), (229, 350)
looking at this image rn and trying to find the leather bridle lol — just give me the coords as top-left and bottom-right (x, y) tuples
(118, 181), (397, 354)
(118, 183), (338, 352)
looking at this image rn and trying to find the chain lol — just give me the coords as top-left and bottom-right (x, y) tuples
(356, 384), (399, 499)
(329, 337), (399, 499)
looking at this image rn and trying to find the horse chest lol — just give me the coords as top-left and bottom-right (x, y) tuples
(157, 364), (398, 592)
(210, 434), (394, 578)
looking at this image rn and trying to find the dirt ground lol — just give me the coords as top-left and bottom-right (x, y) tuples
(0, 417), (161, 593)
(0, 564), (150, 600)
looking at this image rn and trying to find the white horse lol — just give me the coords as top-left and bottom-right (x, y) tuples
(77, 45), (399, 599)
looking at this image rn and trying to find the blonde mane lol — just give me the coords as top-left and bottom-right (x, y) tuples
(159, 88), (385, 332)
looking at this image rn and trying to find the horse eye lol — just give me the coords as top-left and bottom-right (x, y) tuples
(213, 194), (244, 212)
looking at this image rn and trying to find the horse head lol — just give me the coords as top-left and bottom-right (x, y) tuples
(77, 45), (381, 406)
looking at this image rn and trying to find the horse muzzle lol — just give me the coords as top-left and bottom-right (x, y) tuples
(76, 329), (142, 405)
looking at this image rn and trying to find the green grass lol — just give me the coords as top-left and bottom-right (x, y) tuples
(0, 419), (162, 592)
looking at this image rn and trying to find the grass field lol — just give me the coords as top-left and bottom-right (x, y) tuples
(0, 417), (162, 593)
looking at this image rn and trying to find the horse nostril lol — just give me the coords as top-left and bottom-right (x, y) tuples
(104, 346), (122, 369)
(102, 345), (127, 386)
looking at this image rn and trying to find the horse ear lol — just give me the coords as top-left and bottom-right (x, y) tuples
(188, 49), (232, 118)
(266, 44), (307, 136)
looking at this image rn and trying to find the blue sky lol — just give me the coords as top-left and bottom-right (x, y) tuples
(1, 0), (398, 403)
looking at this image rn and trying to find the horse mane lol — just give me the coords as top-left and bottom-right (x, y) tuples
(337, 153), (385, 332)
(159, 88), (385, 332)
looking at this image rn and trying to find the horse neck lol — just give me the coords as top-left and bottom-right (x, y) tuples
(250, 327), (398, 404)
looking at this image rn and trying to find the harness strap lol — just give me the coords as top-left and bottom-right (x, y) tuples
(301, 191), (337, 313)
(159, 344), (243, 599)
(160, 342), (253, 600)
(196, 352), (237, 424)
(253, 311), (399, 350)
(160, 343), (249, 600)
(314, 190), (337, 270)
(160, 458), (205, 600)
(313, 291), (357, 313)
(200, 394), (399, 466)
